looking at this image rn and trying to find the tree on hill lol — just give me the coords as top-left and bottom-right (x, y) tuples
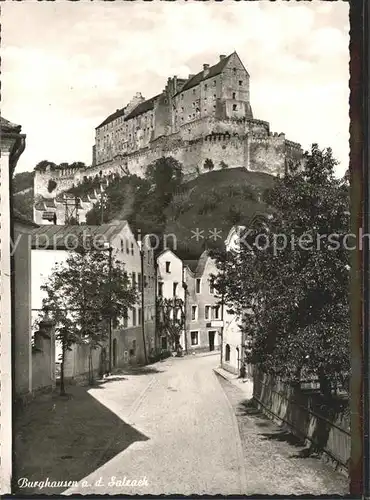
(204, 158), (214, 171)
(211, 144), (350, 395)
(39, 240), (137, 393)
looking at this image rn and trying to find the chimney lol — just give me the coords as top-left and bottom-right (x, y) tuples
(203, 64), (210, 70)
(188, 74), (195, 79)
(219, 55), (226, 61)
(203, 64), (210, 77)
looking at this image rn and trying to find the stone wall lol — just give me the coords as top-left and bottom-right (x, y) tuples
(33, 115), (302, 215)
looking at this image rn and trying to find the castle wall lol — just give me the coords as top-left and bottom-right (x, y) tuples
(249, 133), (287, 176)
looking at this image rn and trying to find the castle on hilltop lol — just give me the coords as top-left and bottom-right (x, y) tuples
(34, 52), (303, 223)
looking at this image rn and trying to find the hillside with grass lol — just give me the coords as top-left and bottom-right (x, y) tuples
(10, 158), (275, 257)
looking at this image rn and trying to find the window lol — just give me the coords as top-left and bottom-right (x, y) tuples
(191, 331), (199, 346)
(191, 305), (197, 321)
(213, 305), (221, 319)
(132, 308), (137, 326)
(213, 80), (216, 86)
(225, 344), (230, 361)
(138, 308), (142, 325)
(233, 67), (237, 74)
(239, 80), (243, 86)
(209, 282), (215, 294)
(138, 273), (142, 289)
(131, 242), (134, 255)
(204, 84), (208, 90)
(232, 92), (236, 99)
(126, 239), (130, 254)
(173, 282), (178, 296)
(132, 272), (136, 288)
(144, 275), (148, 288)
(233, 104), (237, 111)
(205, 305), (211, 320)
(158, 282), (163, 297)
(165, 261), (171, 273)
(196, 279), (201, 294)
(120, 238), (124, 252)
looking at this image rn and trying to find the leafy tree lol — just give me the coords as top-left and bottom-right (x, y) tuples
(204, 158), (214, 171)
(212, 144), (350, 396)
(156, 297), (185, 351)
(39, 241), (137, 393)
(220, 161), (229, 170)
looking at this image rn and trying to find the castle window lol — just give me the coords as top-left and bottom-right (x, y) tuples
(233, 104), (237, 111)
(232, 92), (236, 99)
(239, 80), (243, 86)
(233, 68), (237, 74)
(204, 84), (208, 90)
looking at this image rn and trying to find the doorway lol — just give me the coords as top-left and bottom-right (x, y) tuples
(208, 331), (216, 351)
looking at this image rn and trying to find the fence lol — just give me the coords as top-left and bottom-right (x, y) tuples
(253, 368), (350, 472)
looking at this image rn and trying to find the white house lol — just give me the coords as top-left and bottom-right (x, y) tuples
(156, 249), (186, 350)
(221, 225), (246, 375)
(31, 220), (156, 382)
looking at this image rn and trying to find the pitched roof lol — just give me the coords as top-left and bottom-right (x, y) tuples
(183, 259), (198, 273)
(175, 53), (234, 95)
(31, 221), (128, 249)
(124, 94), (160, 121)
(0, 116), (22, 133)
(96, 107), (126, 130)
(13, 209), (39, 227)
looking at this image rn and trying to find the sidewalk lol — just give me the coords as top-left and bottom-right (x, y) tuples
(13, 367), (160, 496)
(213, 365), (253, 400)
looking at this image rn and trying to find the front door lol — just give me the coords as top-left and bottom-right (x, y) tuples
(208, 331), (216, 351)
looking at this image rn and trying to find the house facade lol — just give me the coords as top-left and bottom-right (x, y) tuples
(221, 226), (246, 375)
(0, 117), (26, 494)
(31, 221), (155, 381)
(184, 251), (222, 353)
(156, 249), (186, 350)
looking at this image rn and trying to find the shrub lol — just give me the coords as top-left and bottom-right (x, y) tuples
(204, 158), (214, 171)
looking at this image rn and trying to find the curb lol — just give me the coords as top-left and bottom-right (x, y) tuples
(213, 369), (248, 494)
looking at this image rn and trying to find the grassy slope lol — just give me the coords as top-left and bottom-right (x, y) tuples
(164, 168), (274, 258)
(10, 167), (275, 258)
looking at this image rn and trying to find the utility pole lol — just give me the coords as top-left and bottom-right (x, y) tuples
(182, 282), (188, 354)
(140, 248), (148, 364)
(108, 246), (113, 374)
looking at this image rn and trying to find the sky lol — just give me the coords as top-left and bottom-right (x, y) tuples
(2, 1), (349, 176)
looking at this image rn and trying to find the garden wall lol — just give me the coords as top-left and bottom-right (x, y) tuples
(252, 368), (350, 473)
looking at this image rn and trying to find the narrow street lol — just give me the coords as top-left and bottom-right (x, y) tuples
(60, 353), (348, 496)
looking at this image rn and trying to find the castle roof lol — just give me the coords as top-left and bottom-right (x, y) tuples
(96, 107), (126, 130)
(174, 53), (234, 95)
(124, 94), (161, 121)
